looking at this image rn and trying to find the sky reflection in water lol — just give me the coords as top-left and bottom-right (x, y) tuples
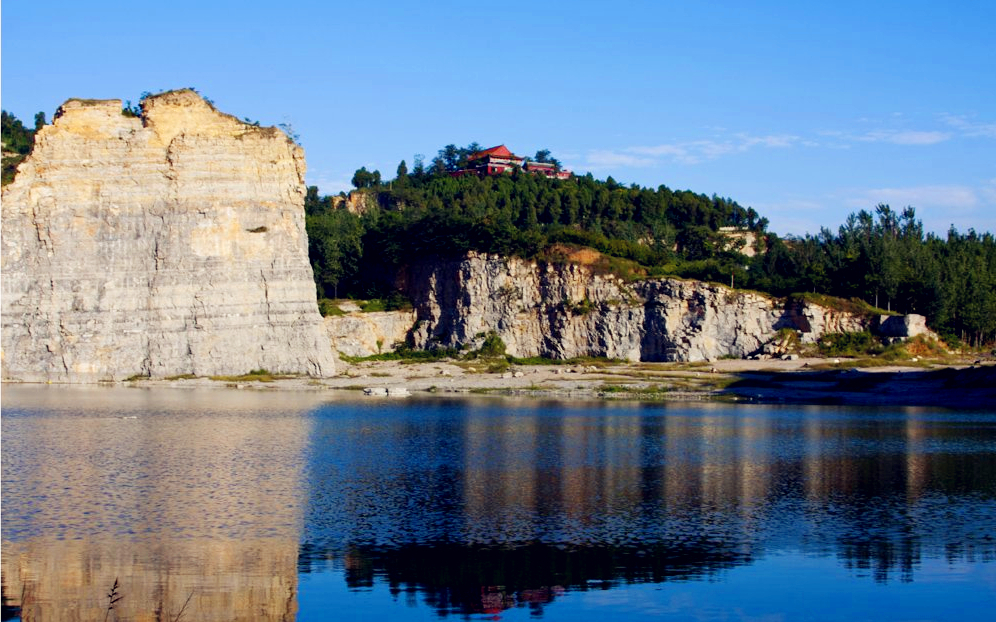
(2, 386), (995, 621)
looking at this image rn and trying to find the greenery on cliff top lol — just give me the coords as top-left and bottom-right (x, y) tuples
(2, 110), (44, 185)
(308, 144), (996, 347)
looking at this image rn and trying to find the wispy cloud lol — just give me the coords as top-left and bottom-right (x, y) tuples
(581, 112), (992, 176)
(940, 114), (996, 139)
(586, 133), (800, 169)
(845, 185), (980, 210)
(585, 150), (657, 168)
(822, 129), (951, 146)
(842, 184), (995, 234)
(862, 130), (951, 145)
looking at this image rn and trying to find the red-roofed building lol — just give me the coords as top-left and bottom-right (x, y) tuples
(465, 144), (524, 175)
(524, 160), (571, 180)
(453, 145), (571, 179)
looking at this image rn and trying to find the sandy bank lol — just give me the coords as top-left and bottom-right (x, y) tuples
(88, 357), (996, 409)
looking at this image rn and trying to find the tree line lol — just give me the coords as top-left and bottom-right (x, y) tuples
(307, 144), (995, 348)
(754, 205), (996, 347)
(2, 110), (991, 348)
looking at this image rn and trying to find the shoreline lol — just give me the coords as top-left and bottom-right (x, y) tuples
(5, 358), (995, 409)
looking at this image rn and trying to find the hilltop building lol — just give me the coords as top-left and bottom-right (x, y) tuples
(454, 145), (571, 180)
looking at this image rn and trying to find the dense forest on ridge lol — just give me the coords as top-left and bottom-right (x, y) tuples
(306, 144), (996, 347)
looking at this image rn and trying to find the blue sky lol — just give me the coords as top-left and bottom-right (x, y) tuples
(3, 1), (994, 236)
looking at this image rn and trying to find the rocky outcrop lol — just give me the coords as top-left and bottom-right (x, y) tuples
(779, 297), (868, 342)
(402, 253), (878, 361)
(876, 314), (930, 340)
(331, 190), (374, 214)
(1, 90), (335, 382)
(325, 309), (416, 357)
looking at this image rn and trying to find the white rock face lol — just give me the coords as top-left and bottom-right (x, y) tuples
(877, 314), (930, 339)
(404, 253), (873, 361)
(1, 90), (335, 382)
(325, 310), (416, 357)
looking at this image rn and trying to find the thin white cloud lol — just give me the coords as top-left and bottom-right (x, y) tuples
(628, 144), (690, 158)
(854, 130), (951, 145)
(846, 185), (979, 210)
(585, 150), (656, 169)
(842, 184), (996, 235)
(590, 133), (800, 168)
(940, 114), (996, 139)
(737, 133), (800, 148)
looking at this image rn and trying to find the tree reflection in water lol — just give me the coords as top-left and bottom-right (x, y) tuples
(299, 540), (750, 617)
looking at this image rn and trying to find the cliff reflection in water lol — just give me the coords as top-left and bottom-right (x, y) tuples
(299, 400), (996, 617)
(1, 387), (323, 622)
(3, 391), (996, 620)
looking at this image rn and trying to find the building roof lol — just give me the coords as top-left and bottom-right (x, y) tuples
(468, 144), (518, 161)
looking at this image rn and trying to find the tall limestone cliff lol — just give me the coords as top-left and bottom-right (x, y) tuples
(400, 253), (873, 361)
(1, 90), (335, 382)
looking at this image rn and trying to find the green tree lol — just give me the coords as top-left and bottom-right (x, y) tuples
(307, 209), (364, 299)
(533, 148), (562, 170)
(351, 167), (381, 189)
(2, 110), (37, 185)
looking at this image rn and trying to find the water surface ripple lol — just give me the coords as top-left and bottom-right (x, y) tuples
(2, 386), (994, 621)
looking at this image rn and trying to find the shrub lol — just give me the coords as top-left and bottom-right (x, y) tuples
(817, 331), (881, 357)
(477, 331), (507, 357)
(359, 292), (412, 313)
(318, 299), (345, 316)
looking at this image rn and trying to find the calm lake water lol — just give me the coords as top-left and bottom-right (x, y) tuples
(2, 386), (994, 621)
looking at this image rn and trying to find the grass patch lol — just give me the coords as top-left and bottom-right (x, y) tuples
(209, 369), (296, 383)
(817, 331), (882, 357)
(809, 357), (934, 370)
(318, 299), (346, 317)
(506, 355), (619, 367)
(790, 292), (895, 317)
(339, 346), (458, 364)
(672, 361), (712, 370)
(65, 97), (114, 105)
(124, 373), (150, 382)
(359, 293), (413, 313)
(818, 335), (949, 368)
(599, 384), (638, 393)
(485, 359), (512, 374)
(901, 334), (952, 359)
(164, 373), (198, 381)
(599, 383), (672, 398)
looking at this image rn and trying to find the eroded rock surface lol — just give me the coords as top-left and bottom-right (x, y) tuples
(402, 253), (874, 361)
(1, 90), (334, 382)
